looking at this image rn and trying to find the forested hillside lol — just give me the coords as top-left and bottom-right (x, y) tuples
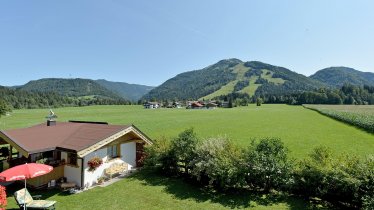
(143, 59), (241, 100)
(0, 86), (128, 109)
(310, 67), (374, 87)
(95, 79), (153, 101)
(19, 78), (122, 99)
(142, 59), (324, 101)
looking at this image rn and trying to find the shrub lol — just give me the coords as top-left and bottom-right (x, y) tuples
(256, 98), (263, 106)
(170, 128), (198, 176)
(294, 147), (374, 208)
(143, 136), (176, 174)
(245, 138), (292, 192)
(191, 137), (245, 189)
(144, 129), (198, 176)
(363, 195), (374, 210)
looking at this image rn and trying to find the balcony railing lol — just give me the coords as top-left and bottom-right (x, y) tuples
(27, 165), (65, 188)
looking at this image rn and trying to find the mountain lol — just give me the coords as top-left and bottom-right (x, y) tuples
(310, 67), (374, 87)
(19, 78), (122, 99)
(142, 59), (324, 100)
(95, 79), (154, 101)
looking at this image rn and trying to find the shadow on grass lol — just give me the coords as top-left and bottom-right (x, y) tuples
(129, 169), (332, 210)
(4, 181), (71, 210)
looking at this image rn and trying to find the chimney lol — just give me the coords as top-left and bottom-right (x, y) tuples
(47, 120), (56, 126)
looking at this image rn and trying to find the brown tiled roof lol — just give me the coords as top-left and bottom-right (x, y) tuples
(1, 122), (130, 154)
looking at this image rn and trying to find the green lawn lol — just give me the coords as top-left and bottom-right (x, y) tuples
(5, 170), (328, 210)
(1, 104), (372, 158)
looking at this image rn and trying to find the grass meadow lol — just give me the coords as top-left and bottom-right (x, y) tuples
(2, 104), (374, 209)
(1, 104), (373, 159)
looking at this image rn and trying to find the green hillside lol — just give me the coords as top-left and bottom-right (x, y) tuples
(310, 67), (374, 87)
(96, 79), (154, 101)
(19, 78), (122, 99)
(143, 59), (241, 100)
(143, 59), (323, 101)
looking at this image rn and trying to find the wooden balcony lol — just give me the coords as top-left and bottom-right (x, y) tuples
(27, 165), (65, 188)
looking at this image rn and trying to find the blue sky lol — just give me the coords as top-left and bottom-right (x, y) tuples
(1, 0), (374, 86)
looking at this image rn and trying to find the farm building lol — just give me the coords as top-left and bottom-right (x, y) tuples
(187, 101), (204, 109)
(206, 102), (218, 109)
(0, 120), (152, 189)
(143, 102), (160, 109)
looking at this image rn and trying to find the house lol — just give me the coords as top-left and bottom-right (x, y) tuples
(220, 101), (230, 108)
(172, 102), (182, 108)
(187, 101), (204, 109)
(0, 120), (152, 189)
(206, 102), (218, 109)
(143, 102), (160, 109)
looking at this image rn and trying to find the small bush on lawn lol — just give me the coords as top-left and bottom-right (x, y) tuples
(245, 138), (293, 192)
(191, 137), (246, 189)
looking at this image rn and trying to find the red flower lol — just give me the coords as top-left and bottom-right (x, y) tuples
(87, 157), (103, 171)
(0, 185), (7, 210)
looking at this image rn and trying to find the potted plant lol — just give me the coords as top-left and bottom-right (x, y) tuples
(87, 156), (103, 171)
(97, 177), (105, 185)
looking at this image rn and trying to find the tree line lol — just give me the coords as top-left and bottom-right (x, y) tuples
(211, 84), (374, 107)
(144, 129), (374, 209)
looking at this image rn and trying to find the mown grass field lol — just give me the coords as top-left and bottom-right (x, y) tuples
(2, 104), (374, 209)
(5, 170), (328, 210)
(1, 104), (373, 158)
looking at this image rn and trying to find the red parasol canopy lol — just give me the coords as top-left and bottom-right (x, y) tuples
(0, 163), (53, 182)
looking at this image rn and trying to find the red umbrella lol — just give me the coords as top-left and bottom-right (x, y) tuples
(0, 163), (53, 210)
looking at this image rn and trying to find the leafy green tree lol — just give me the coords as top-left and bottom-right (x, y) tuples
(170, 128), (198, 176)
(245, 138), (292, 192)
(0, 100), (10, 117)
(256, 97), (263, 106)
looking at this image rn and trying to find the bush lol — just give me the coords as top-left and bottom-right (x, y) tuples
(363, 195), (374, 210)
(294, 147), (374, 208)
(170, 128), (198, 176)
(256, 98), (263, 106)
(191, 137), (245, 189)
(245, 138), (292, 192)
(143, 136), (176, 174)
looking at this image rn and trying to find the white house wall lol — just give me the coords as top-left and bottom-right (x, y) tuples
(82, 141), (137, 188)
(62, 151), (82, 187)
(121, 142), (136, 170)
(83, 147), (111, 188)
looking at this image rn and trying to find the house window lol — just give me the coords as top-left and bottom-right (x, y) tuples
(67, 153), (78, 166)
(108, 144), (120, 158)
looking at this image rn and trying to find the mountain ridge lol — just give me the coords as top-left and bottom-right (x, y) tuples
(11, 78), (153, 101)
(310, 66), (374, 87)
(142, 59), (328, 100)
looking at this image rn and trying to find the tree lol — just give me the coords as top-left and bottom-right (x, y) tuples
(245, 138), (292, 192)
(0, 100), (10, 118)
(256, 97), (263, 106)
(170, 128), (198, 176)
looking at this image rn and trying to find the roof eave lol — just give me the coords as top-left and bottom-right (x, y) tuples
(76, 125), (152, 158)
